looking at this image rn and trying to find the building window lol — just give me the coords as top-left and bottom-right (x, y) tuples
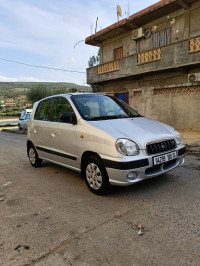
(152, 28), (171, 49)
(114, 47), (123, 60)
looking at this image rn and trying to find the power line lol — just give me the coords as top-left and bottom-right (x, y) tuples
(74, 40), (84, 49)
(0, 56), (133, 77)
(0, 57), (86, 74)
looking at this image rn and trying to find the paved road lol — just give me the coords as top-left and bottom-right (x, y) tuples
(0, 132), (200, 266)
(0, 119), (18, 125)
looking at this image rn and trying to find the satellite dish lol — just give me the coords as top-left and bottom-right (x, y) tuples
(188, 74), (197, 83)
(117, 5), (122, 19)
(144, 29), (152, 39)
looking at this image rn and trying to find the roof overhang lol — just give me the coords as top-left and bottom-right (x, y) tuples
(85, 0), (196, 46)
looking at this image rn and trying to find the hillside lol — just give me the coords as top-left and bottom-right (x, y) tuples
(0, 82), (92, 98)
(0, 82), (92, 117)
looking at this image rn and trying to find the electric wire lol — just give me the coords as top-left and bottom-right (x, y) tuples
(0, 57), (132, 77)
(0, 57), (85, 74)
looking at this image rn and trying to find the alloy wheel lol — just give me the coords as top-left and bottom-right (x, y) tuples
(86, 163), (102, 190)
(29, 148), (36, 165)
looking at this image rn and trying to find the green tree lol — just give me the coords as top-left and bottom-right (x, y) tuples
(27, 84), (50, 103)
(27, 84), (70, 103)
(88, 48), (100, 67)
(88, 49), (101, 92)
(88, 55), (96, 68)
(52, 87), (68, 95)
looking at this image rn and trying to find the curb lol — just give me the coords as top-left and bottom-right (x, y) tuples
(186, 144), (200, 154)
(1, 128), (26, 135)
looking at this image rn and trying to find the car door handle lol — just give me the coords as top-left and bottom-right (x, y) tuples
(51, 132), (56, 138)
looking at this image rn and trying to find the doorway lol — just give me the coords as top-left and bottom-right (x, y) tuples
(115, 92), (129, 103)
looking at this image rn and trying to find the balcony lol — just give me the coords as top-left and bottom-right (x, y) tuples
(87, 37), (200, 84)
(97, 60), (119, 74)
(189, 36), (200, 53)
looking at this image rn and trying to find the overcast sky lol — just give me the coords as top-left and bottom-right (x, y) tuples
(0, 0), (156, 85)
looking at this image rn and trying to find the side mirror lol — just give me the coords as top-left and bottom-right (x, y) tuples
(60, 112), (76, 124)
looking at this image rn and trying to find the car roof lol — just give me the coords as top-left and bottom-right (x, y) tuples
(39, 93), (103, 100)
(34, 93), (107, 106)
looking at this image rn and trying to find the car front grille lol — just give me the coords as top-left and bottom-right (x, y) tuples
(146, 139), (176, 155)
(145, 159), (177, 175)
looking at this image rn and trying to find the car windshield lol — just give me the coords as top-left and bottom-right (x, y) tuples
(25, 113), (31, 119)
(71, 94), (141, 121)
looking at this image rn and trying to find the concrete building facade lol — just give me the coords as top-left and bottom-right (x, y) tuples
(86, 0), (200, 131)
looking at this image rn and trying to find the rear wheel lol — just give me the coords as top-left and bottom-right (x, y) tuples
(83, 155), (110, 195)
(28, 144), (43, 167)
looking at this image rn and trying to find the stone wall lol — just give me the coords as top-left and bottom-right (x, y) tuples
(101, 71), (200, 131)
(131, 86), (200, 131)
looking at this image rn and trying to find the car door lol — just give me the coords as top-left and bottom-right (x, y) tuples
(30, 98), (53, 159)
(48, 97), (78, 169)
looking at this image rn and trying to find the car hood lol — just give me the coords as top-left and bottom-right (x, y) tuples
(90, 117), (175, 149)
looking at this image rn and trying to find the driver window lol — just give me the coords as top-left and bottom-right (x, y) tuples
(34, 99), (52, 121)
(52, 97), (74, 123)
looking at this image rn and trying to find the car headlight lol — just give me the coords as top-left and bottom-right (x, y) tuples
(116, 139), (139, 156)
(173, 130), (183, 145)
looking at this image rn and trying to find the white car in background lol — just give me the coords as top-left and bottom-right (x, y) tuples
(18, 113), (31, 130)
(19, 108), (32, 120)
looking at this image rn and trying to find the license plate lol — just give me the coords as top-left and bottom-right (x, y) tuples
(153, 150), (178, 165)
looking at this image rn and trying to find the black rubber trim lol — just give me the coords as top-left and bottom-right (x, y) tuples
(178, 146), (186, 156)
(36, 146), (77, 161)
(103, 158), (149, 170)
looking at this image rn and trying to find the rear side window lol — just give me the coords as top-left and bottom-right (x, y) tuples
(34, 99), (52, 121)
(52, 97), (74, 123)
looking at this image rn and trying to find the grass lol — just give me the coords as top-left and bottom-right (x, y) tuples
(1, 129), (17, 133)
(0, 116), (19, 120)
(0, 124), (17, 128)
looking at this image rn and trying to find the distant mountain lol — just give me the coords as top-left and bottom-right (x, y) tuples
(0, 82), (92, 98)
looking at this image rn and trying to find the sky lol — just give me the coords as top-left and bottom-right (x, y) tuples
(0, 0), (157, 85)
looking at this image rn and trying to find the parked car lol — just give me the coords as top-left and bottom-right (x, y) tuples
(18, 113), (31, 130)
(27, 93), (185, 195)
(19, 108), (32, 120)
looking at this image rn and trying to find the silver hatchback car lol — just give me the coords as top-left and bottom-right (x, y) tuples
(27, 93), (185, 195)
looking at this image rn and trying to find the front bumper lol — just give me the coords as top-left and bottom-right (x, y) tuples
(103, 146), (186, 186)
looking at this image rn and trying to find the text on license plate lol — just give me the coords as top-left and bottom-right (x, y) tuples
(153, 151), (178, 165)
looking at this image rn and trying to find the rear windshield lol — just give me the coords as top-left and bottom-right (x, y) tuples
(71, 94), (141, 121)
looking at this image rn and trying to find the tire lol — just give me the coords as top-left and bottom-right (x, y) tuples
(83, 155), (110, 195)
(28, 144), (43, 168)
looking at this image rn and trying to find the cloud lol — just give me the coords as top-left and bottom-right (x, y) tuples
(0, 75), (41, 82)
(0, 0), (157, 84)
(0, 1), (101, 55)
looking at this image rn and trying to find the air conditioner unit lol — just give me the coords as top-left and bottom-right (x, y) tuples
(132, 27), (144, 40)
(188, 73), (200, 83)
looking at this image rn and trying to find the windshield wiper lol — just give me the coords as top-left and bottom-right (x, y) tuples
(89, 115), (128, 121)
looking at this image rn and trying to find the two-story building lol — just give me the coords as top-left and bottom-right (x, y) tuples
(86, 0), (200, 131)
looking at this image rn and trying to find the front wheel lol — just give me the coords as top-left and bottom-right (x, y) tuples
(28, 144), (43, 167)
(83, 155), (110, 195)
